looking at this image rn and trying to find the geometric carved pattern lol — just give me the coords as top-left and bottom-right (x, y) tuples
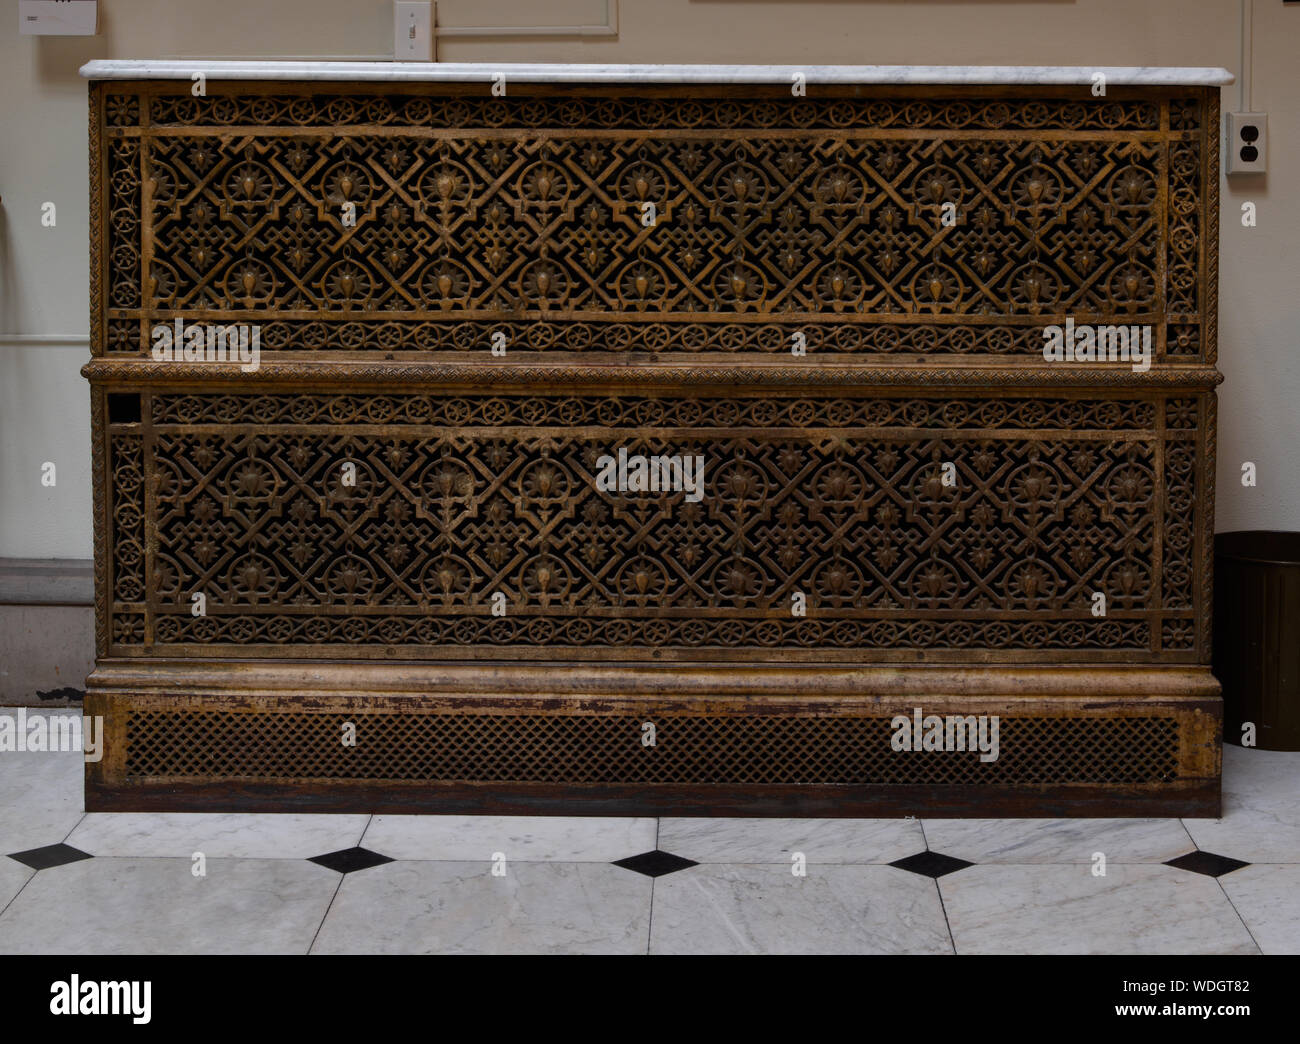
(142, 95), (1167, 131)
(1166, 140), (1203, 317)
(149, 393), (1160, 429)
(106, 139), (141, 311)
(85, 76), (1223, 817)
(102, 390), (1200, 660)
(143, 134), (1163, 317)
(89, 81), (1217, 667)
(108, 436), (145, 598)
(106, 320), (1078, 357)
(123, 709), (1181, 785)
(97, 87), (1208, 363)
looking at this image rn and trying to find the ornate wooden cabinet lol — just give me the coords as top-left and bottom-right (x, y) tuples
(82, 63), (1227, 815)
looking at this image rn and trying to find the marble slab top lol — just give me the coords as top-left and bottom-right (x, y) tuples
(80, 60), (1233, 87)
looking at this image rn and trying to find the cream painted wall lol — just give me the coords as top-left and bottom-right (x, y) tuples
(0, 0), (1295, 558)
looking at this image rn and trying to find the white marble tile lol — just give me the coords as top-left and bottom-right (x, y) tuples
(0, 857), (34, 913)
(942, 864), (1258, 955)
(658, 817), (924, 864)
(0, 858), (339, 954)
(1183, 746), (1300, 863)
(650, 864), (951, 955)
(0, 710), (86, 854)
(80, 61), (1234, 87)
(361, 815), (654, 862)
(921, 818), (1193, 864)
(67, 812), (369, 858)
(312, 860), (651, 954)
(1220, 864), (1300, 955)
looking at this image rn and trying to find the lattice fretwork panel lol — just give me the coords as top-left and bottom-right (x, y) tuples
(97, 389), (1204, 661)
(94, 86), (1213, 362)
(124, 709), (1180, 786)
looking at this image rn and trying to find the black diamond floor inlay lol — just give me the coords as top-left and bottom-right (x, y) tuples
(613, 850), (698, 878)
(890, 851), (973, 879)
(8, 843), (94, 871)
(308, 847), (394, 874)
(1165, 850), (1250, 878)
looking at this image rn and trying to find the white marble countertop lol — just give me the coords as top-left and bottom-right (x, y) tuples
(80, 60), (1234, 86)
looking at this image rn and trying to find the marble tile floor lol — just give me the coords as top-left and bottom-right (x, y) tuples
(1, 709), (1296, 955)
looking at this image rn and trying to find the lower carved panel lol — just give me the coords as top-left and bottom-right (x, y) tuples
(124, 709), (1179, 786)
(85, 664), (1222, 817)
(99, 387), (1207, 662)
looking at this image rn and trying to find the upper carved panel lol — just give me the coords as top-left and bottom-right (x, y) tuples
(94, 84), (1214, 361)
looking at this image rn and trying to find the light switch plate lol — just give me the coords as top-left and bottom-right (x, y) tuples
(19, 0), (99, 35)
(394, 2), (434, 62)
(1226, 112), (1268, 174)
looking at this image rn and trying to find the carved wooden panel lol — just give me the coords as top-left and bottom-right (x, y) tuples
(87, 80), (1220, 669)
(98, 387), (1206, 662)
(94, 84), (1215, 363)
(123, 705), (1181, 786)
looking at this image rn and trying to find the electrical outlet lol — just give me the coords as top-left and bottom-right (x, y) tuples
(1226, 112), (1268, 174)
(394, 2), (434, 62)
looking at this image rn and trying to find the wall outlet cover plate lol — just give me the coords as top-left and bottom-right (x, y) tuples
(1225, 111), (1268, 175)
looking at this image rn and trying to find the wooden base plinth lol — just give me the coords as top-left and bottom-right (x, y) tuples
(83, 661), (1221, 817)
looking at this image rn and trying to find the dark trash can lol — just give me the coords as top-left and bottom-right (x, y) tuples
(1214, 531), (1300, 750)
